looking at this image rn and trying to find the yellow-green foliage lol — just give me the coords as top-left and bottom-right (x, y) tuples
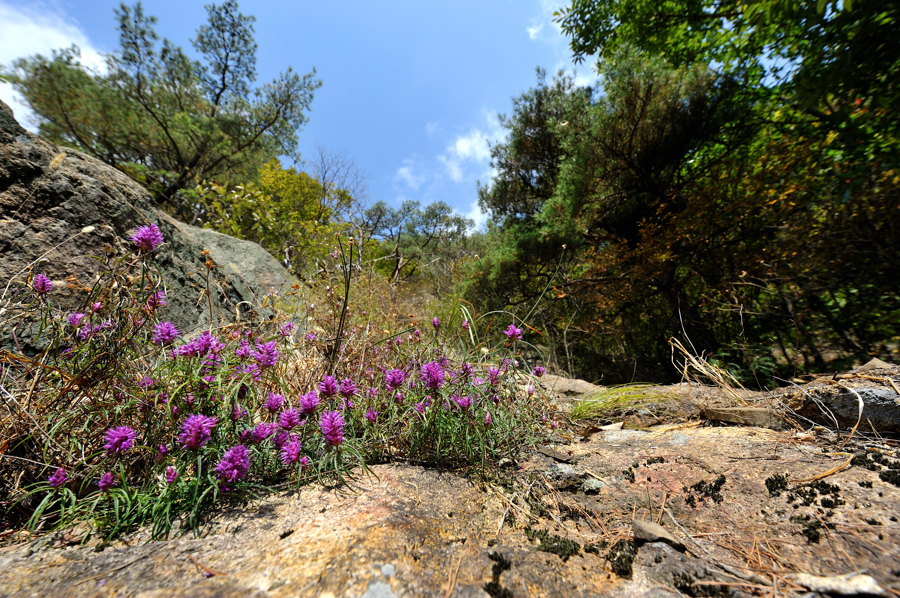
(197, 159), (351, 274)
(569, 383), (668, 420)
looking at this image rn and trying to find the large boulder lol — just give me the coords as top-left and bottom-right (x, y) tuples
(0, 100), (296, 350)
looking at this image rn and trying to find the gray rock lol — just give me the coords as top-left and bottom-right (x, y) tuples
(582, 478), (607, 494)
(0, 99), (295, 352)
(787, 384), (900, 434)
(631, 520), (684, 551)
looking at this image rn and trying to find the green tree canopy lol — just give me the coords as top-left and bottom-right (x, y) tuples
(4, 1), (321, 219)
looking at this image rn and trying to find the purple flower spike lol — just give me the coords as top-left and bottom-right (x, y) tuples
(432, 317), (440, 330)
(178, 414), (217, 450)
(265, 393), (285, 412)
(484, 411), (493, 427)
(250, 340), (278, 368)
(280, 439), (302, 465)
(33, 273), (53, 294)
(317, 375), (338, 398)
(320, 411), (345, 446)
(462, 319), (470, 330)
(453, 395), (473, 411)
(98, 472), (117, 492)
(103, 426), (137, 455)
(48, 467), (67, 488)
(420, 361), (445, 390)
(385, 369), (406, 390)
(279, 408), (301, 430)
(214, 445), (250, 483)
(339, 378), (356, 398)
(487, 367), (501, 386)
(68, 312), (86, 328)
(145, 290), (166, 312)
(299, 390), (321, 415)
(165, 466), (178, 484)
(365, 407), (377, 422)
(153, 321), (179, 345)
(504, 324), (523, 341)
(131, 223), (164, 252)
(532, 366), (546, 377)
(251, 421), (278, 444)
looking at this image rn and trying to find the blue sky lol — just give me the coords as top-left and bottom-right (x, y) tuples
(0, 0), (597, 227)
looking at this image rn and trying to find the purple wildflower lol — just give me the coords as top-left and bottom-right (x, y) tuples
(231, 404), (247, 421)
(265, 393), (285, 412)
(68, 312), (86, 327)
(484, 411), (493, 427)
(130, 223), (164, 252)
(235, 339), (251, 359)
(532, 366), (546, 377)
(103, 426), (136, 455)
(279, 408), (301, 430)
(462, 319), (470, 330)
(178, 414), (217, 450)
(320, 411), (345, 447)
(91, 301), (102, 312)
(365, 407), (378, 422)
(138, 376), (154, 389)
(280, 322), (295, 336)
(526, 384), (535, 397)
(339, 378), (356, 398)
(153, 321), (179, 345)
(504, 324), (523, 341)
(487, 367), (501, 386)
(165, 466), (178, 484)
(144, 290), (166, 312)
(385, 369), (406, 390)
(305, 331), (317, 342)
(300, 456), (309, 469)
(155, 445), (168, 461)
(420, 361), (445, 390)
(299, 390), (321, 415)
(414, 402), (427, 414)
(250, 340), (278, 368)
(48, 467), (67, 488)
(318, 375), (338, 398)
(432, 317), (440, 330)
(453, 395), (473, 411)
(280, 439), (302, 465)
(214, 445), (251, 483)
(33, 273), (53, 294)
(98, 472), (117, 492)
(252, 421), (278, 443)
(458, 362), (474, 379)
(273, 430), (290, 449)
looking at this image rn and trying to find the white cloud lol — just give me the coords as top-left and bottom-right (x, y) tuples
(394, 159), (425, 190)
(425, 121), (442, 136)
(527, 21), (544, 40)
(437, 110), (504, 183)
(460, 200), (488, 230)
(0, 1), (105, 131)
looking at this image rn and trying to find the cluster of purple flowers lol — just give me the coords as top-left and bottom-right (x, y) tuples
(279, 408), (301, 430)
(131, 223), (164, 252)
(385, 369), (406, 390)
(250, 340), (279, 368)
(214, 445), (250, 483)
(32, 273), (53, 294)
(320, 411), (344, 446)
(318, 375), (338, 397)
(48, 467), (67, 488)
(144, 291), (166, 312)
(265, 393), (285, 412)
(178, 414), (217, 450)
(420, 361), (445, 390)
(299, 390), (321, 415)
(177, 330), (224, 359)
(153, 321), (179, 345)
(103, 426), (136, 456)
(504, 324), (523, 341)
(97, 472), (117, 492)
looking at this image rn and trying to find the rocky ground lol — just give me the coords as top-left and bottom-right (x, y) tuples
(2, 366), (899, 598)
